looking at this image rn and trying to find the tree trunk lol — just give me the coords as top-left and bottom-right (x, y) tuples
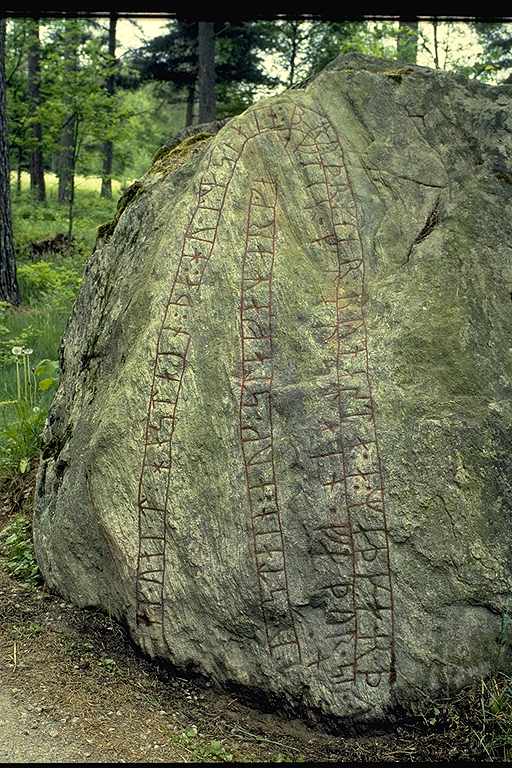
(101, 11), (117, 199)
(16, 146), (22, 194)
(198, 22), (216, 123)
(67, 118), (80, 239)
(397, 20), (419, 64)
(185, 82), (195, 127)
(28, 18), (46, 202)
(433, 20), (440, 69)
(58, 115), (76, 203)
(58, 24), (79, 204)
(0, 19), (20, 305)
(288, 21), (299, 87)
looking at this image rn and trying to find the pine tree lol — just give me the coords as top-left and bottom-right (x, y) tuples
(397, 20), (419, 64)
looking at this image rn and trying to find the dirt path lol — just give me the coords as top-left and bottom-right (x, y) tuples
(0, 560), (493, 763)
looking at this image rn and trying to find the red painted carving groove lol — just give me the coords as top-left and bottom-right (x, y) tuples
(238, 178), (302, 662)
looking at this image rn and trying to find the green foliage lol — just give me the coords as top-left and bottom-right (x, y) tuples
(0, 303), (36, 367)
(0, 346), (58, 476)
(40, 21), (117, 162)
(476, 675), (512, 760)
(173, 726), (234, 762)
(258, 20), (398, 88)
(112, 84), (186, 182)
(17, 260), (82, 305)
(472, 22), (512, 82)
(0, 399), (47, 475)
(4, 19), (31, 173)
(0, 512), (41, 585)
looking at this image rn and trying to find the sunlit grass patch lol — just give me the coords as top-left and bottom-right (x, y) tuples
(10, 170), (125, 196)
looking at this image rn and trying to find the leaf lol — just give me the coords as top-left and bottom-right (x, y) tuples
(19, 458), (29, 474)
(34, 358), (59, 377)
(38, 377), (56, 391)
(209, 741), (223, 755)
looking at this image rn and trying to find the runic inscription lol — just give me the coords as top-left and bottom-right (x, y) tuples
(135, 97), (395, 705)
(135, 145), (234, 638)
(293, 109), (395, 688)
(239, 178), (301, 664)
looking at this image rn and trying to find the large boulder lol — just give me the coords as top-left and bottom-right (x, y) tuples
(33, 54), (512, 725)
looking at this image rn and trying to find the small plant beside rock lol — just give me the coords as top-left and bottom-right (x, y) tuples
(0, 347), (58, 478)
(0, 512), (41, 585)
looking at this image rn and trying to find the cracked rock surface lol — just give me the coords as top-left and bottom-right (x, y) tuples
(33, 53), (512, 725)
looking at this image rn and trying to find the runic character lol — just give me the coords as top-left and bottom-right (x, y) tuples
(355, 635), (392, 674)
(317, 322), (339, 345)
(241, 386), (270, 410)
(247, 349), (271, 364)
(326, 608), (357, 629)
(346, 440), (379, 477)
(251, 188), (274, 208)
(331, 665), (355, 685)
(242, 358), (272, 382)
(155, 369), (180, 383)
(257, 551), (285, 574)
(357, 671), (385, 688)
(244, 439), (272, 467)
(354, 573), (392, 613)
(357, 605), (392, 639)
(243, 318), (271, 339)
(306, 649), (331, 671)
(318, 382), (339, 403)
(242, 291), (271, 309)
(253, 510), (280, 536)
(320, 419), (338, 436)
(171, 292), (193, 308)
(254, 530), (283, 555)
(151, 459), (170, 473)
(230, 121), (252, 139)
(346, 469), (383, 506)
(310, 450), (344, 489)
(247, 461), (274, 490)
(244, 273), (272, 292)
(310, 523), (353, 563)
(241, 424), (270, 442)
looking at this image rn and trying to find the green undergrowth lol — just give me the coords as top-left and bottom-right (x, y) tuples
(1, 178), (118, 483)
(169, 725), (304, 763)
(0, 512), (41, 586)
(12, 177), (119, 257)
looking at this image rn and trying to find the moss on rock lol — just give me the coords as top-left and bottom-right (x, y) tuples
(95, 180), (144, 246)
(149, 132), (213, 176)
